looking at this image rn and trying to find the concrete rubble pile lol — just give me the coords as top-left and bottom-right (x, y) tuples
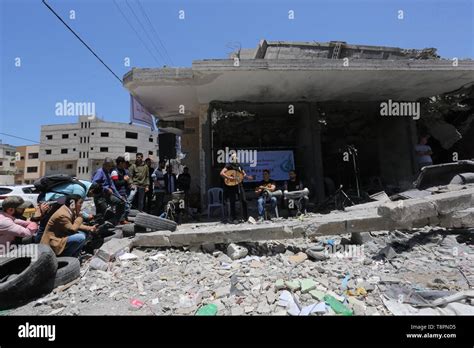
(7, 223), (473, 316)
(5, 182), (473, 316)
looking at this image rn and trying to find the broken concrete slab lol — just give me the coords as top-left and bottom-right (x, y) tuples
(426, 189), (473, 215)
(377, 199), (437, 224)
(378, 188), (474, 224)
(170, 223), (303, 246)
(132, 231), (171, 247)
(440, 208), (474, 228)
(97, 238), (133, 262)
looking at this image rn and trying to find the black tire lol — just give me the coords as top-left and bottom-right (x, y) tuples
(0, 244), (58, 310)
(54, 257), (80, 288)
(135, 212), (177, 231)
(103, 229), (123, 243)
(128, 209), (140, 217)
(121, 223), (147, 237)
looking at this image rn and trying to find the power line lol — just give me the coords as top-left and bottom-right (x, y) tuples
(124, 0), (167, 65)
(42, 0), (123, 84)
(0, 132), (62, 148)
(113, 0), (162, 66)
(135, 0), (174, 66)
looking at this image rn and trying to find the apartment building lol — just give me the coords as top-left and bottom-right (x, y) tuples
(14, 145), (45, 184)
(0, 143), (16, 185)
(40, 116), (158, 180)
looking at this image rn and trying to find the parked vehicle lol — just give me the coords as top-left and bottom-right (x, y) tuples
(0, 185), (39, 209)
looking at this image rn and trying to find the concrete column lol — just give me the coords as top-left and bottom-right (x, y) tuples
(181, 117), (200, 193)
(377, 117), (417, 190)
(297, 103), (325, 202)
(198, 104), (211, 209)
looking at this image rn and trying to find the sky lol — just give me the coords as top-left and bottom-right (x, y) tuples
(0, 0), (473, 146)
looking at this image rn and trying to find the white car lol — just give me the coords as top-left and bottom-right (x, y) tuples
(0, 185), (39, 209)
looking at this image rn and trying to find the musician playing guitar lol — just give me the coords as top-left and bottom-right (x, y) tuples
(220, 154), (252, 223)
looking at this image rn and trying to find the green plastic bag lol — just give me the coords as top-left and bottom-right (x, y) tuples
(324, 295), (353, 316)
(195, 304), (218, 316)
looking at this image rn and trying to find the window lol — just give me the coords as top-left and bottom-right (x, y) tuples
(45, 149), (52, 155)
(62, 134), (69, 139)
(79, 152), (82, 159)
(91, 132), (94, 135)
(126, 132), (138, 139)
(61, 149), (68, 154)
(78, 167), (82, 174)
(125, 146), (137, 153)
(0, 161), (2, 166)
(73, 148), (76, 151)
(81, 122), (83, 129)
(100, 147), (108, 152)
(149, 137), (154, 142)
(46, 135), (52, 140)
(74, 133), (77, 136)
(88, 122), (90, 128)
(87, 136), (90, 143)
(87, 152), (89, 158)
(86, 167), (89, 173)
(20, 156), (24, 160)
(26, 166), (38, 173)
(28, 153), (39, 159)
(148, 151), (153, 155)
(80, 137), (82, 144)
(0, 188), (12, 195)
(66, 164), (73, 169)
(101, 132), (109, 137)
(10, 163), (15, 167)
(50, 165), (58, 171)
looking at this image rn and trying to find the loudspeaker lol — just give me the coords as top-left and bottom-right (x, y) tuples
(158, 133), (176, 160)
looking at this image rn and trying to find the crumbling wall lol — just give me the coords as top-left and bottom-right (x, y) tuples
(418, 86), (474, 158)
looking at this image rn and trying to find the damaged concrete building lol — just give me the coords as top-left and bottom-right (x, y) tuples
(124, 40), (474, 208)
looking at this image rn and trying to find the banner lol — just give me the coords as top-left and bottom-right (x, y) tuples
(241, 150), (295, 182)
(130, 95), (154, 129)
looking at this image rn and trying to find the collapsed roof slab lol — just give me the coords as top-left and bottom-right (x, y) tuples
(130, 187), (474, 248)
(124, 59), (474, 120)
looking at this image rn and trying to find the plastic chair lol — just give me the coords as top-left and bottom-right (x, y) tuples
(207, 187), (225, 219)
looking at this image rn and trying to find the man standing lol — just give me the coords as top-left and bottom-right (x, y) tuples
(255, 169), (277, 222)
(177, 166), (191, 193)
(164, 165), (177, 195)
(152, 160), (166, 215)
(0, 196), (38, 248)
(92, 158), (126, 225)
(220, 154), (250, 223)
(415, 134), (433, 172)
(128, 153), (149, 212)
(144, 158), (154, 213)
(111, 156), (131, 222)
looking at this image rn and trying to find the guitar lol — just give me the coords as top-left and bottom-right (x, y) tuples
(224, 169), (254, 186)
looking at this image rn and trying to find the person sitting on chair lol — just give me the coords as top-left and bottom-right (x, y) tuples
(255, 169), (277, 222)
(284, 170), (303, 191)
